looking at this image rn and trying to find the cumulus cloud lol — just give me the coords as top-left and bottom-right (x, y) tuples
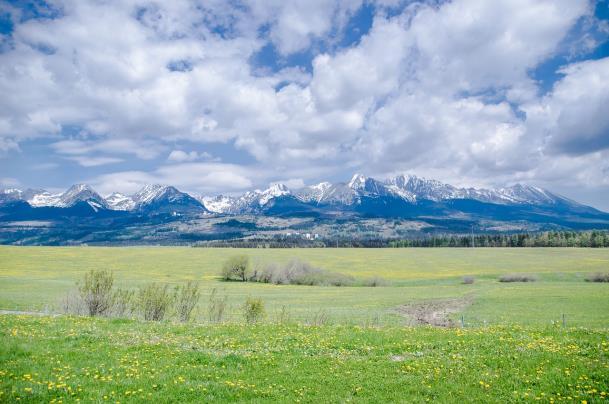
(167, 150), (218, 162)
(0, 0), (608, 203)
(91, 162), (256, 195)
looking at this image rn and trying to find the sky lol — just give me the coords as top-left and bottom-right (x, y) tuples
(1, 0), (609, 210)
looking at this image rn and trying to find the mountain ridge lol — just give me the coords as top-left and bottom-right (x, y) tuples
(0, 174), (599, 215)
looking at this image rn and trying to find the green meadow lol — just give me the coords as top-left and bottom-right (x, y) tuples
(1, 246), (609, 326)
(1, 246), (609, 402)
(1, 316), (608, 403)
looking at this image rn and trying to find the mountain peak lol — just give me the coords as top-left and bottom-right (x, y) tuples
(348, 173), (367, 189)
(259, 183), (291, 206)
(58, 184), (108, 210)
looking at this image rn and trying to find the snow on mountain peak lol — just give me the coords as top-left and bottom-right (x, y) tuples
(57, 184), (108, 209)
(106, 192), (135, 211)
(259, 183), (290, 206)
(348, 174), (367, 189)
(132, 184), (170, 205)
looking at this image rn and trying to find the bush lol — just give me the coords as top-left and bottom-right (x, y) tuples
(78, 270), (114, 317)
(138, 283), (173, 321)
(251, 259), (356, 286)
(362, 276), (389, 287)
(174, 281), (200, 322)
(585, 272), (609, 282)
(61, 290), (85, 315)
(498, 274), (537, 283)
(221, 255), (250, 281)
(462, 276), (475, 285)
(243, 297), (265, 324)
(207, 288), (228, 323)
(111, 288), (135, 318)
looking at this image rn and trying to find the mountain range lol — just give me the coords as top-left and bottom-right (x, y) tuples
(1, 174), (608, 245)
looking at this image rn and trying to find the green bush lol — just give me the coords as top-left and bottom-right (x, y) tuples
(111, 288), (135, 318)
(173, 281), (200, 322)
(243, 297), (265, 324)
(138, 283), (173, 321)
(221, 255), (251, 281)
(78, 270), (114, 317)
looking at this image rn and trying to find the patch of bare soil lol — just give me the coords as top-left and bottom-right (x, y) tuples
(394, 297), (473, 327)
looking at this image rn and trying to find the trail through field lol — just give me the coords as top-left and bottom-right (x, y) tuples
(395, 297), (473, 327)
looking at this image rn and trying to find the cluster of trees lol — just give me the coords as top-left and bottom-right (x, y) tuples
(388, 231), (609, 248)
(196, 230), (609, 248)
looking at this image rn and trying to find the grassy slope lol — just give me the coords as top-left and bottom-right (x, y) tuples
(1, 246), (609, 326)
(1, 315), (608, 403)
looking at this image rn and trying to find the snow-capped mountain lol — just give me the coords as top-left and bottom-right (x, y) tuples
(56, 184), (109, 210)
(105, 193), (135, 211)
(131, 184), (207, 213)
(199, 195), (238, 214)
(0, 173), (594, 218)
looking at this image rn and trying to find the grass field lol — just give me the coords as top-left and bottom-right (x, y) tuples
(1, 315), (609, 403)
(1, 246), (609, 326)
(1, 246), (609, 402)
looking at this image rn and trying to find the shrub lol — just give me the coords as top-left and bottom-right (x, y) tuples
(243, 297), (265, 324)
(362, 276), (389, 287)
(498, 274), (537, 283)
(111, 288), (135, 318)
(585, 272), (609, 283)
(462, 276), (475, 285)
(174, 281), (201, 322)
(207, 288), (228, 323)
(251, 259), (356, 286)
(61, 290), (85, 315)
(138, 283), (173, 321)
(221, 255), (250, 281)
(78, 270), (114, 317)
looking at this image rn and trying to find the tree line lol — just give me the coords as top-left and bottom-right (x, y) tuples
(195, 230), (609, 248)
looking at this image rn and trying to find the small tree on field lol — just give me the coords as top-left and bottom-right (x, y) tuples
(221, 255), (250, 281)
(78, 270), (114, 317)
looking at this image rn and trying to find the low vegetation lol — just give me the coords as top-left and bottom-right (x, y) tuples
(586, 272), (609, 283)
(462, 276), (475, 284)
(222, 256), (388, 287)
(64, 270), (202, 323)
(498, 274), (537, 283)
(1, 315), (608, 402)
(243, 296), (265, 323)
(138, 283), (173, 321)
(78, 269), (114, 317)
(221, 254), (250, 281)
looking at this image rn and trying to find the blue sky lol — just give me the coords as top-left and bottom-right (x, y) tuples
(1, 0), (609, 210)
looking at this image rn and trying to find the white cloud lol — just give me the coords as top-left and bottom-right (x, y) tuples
(66, 156), (124, 167)
(528, 57), (609, 155)
(91, 162), (258, 195)
(167, 150), (218, 162)
(0, 0), (608, 199)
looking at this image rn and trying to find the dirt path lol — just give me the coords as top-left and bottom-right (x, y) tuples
(394, 297), (473, 327)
